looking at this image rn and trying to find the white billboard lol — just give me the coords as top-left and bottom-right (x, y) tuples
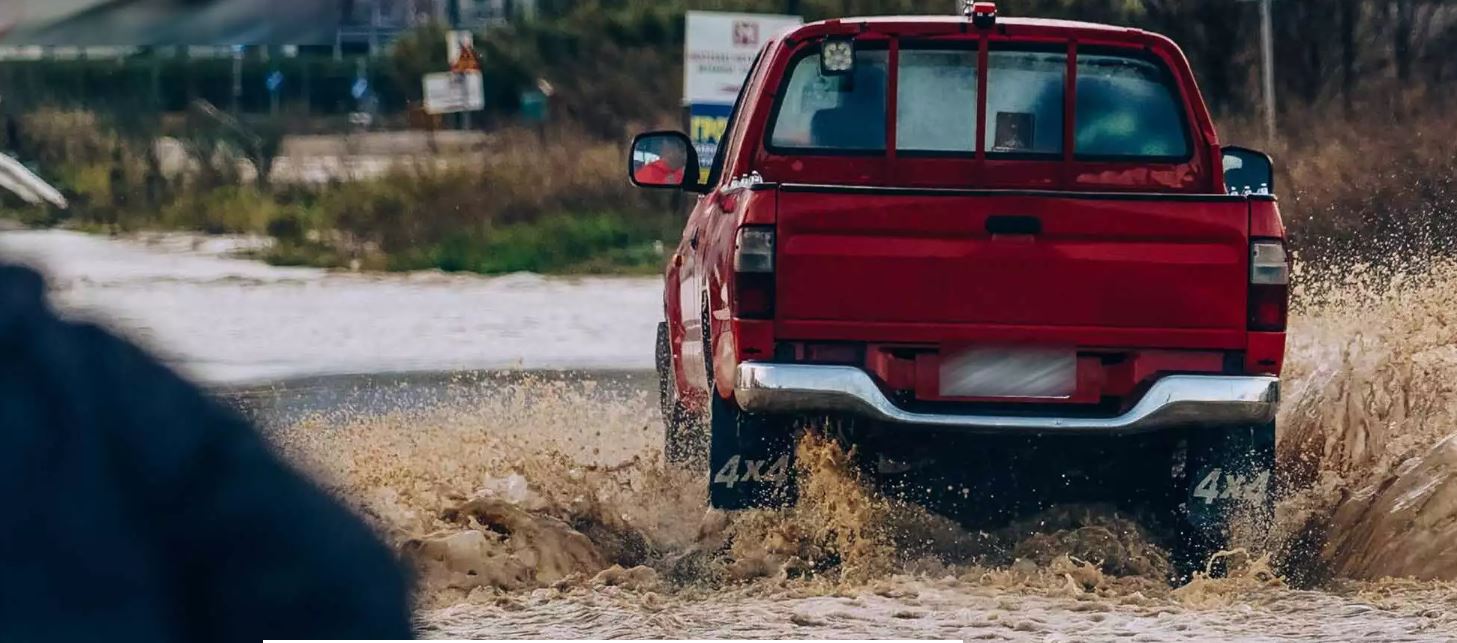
(423, 71), (485, 115)
(683, 10), (802, 106)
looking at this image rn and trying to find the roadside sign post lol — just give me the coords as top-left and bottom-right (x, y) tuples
(521, 88), (547, 139)
(447, 30), (475, 67)
(683, 11), (801, 183)
(351, 58), (372, 129)
(422, 72), (485, 116)
(430, 34), (484, 130)
(266, 70), (284, 115)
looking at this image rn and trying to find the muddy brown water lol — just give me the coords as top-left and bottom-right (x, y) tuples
(245, 265), (1457, 642)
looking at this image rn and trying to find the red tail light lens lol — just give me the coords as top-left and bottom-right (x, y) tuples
(1249, 240), (1289, 331)
(736, 272), (775, 319)
(735, 226), (776, 319)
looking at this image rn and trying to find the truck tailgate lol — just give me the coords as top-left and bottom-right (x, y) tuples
(775, 186), (1249, 349)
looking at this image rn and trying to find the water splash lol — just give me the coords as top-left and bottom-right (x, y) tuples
(1277, 262), (1457, 580)
(267, 262), (1457, 636)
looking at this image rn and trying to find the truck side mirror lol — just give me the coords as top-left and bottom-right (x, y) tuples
(628, 131), (701, 191)
(1223, 146), (1275, 196)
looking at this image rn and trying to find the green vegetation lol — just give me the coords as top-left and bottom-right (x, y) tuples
(386, 213), (672, 274)
(0, 107), (679, 275)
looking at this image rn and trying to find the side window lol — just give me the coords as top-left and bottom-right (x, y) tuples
(983, 49), (1066, 156)
(896, 48), (978, 153)
(768, 49), (889, 152)
(707, 51), (764, 187)
(1075, 54), (1189, 159)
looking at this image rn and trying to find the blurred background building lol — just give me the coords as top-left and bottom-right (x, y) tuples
(0, 0), (538, 49)
(337, 0), (539, 52)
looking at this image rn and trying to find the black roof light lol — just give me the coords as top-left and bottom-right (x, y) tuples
(820, 37), (855, 76)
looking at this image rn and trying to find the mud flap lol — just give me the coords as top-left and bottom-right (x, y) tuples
(1176, 422), (1277, 576)
(707, 392), (797, 510)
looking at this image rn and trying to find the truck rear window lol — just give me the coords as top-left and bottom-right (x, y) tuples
(1075, 54), (1189, 159)
(768, 50), (888, 151)
(897, 48), (977, 153)
(765, 43), (1190, 161)
(985, 49), (1066, 156)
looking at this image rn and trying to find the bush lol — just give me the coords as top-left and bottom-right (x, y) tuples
(158, 186), (287, 234)
(395, 212), (668, 274)
(1219, 103), (1457, 275)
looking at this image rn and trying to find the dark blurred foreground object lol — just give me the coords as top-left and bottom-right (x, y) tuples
(0, 265), (412, 641)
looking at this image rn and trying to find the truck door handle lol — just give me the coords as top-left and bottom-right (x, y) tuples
(986, 215), (1042, 236)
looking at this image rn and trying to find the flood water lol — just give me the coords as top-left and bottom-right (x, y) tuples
(5, 229), (1457, 641)
(0, 229), (659, 383)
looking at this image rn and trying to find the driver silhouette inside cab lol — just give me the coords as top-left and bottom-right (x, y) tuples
(810, 62), (888, 150)
(635, 141), (687, 185)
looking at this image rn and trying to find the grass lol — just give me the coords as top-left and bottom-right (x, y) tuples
(393, 213), (669, 275)
(260, 211), (672, 275)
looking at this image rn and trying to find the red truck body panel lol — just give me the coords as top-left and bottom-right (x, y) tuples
(775, 188), (1249, 339)
(662, 14), (1288, 412)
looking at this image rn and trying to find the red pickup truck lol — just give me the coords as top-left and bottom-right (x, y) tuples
(632, 5), (1287, 574)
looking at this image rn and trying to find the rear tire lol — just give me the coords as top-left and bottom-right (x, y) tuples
(699, 309), (796, 509)
(656, 322), (705, 467)
(1171, 422), (1277, 580)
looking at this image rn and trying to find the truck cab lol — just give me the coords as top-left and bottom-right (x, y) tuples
(633, 5), (1287, 577)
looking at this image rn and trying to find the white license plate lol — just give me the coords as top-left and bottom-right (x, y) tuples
(939, 347), (1076, 398)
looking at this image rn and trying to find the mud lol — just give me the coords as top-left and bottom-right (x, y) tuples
(269, 258), (1457, 642)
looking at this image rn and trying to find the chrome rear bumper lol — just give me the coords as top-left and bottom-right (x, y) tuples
(734, 363), (1278, 435)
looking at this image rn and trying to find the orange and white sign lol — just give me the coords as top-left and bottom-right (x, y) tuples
(447, 30), (476, 68)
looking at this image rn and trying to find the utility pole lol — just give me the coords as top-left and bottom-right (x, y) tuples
(1239, 0), (1278, 145)
(1259, 0), (1276, 145)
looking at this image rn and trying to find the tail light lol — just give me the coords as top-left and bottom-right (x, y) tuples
(1249, 240), (1289, 331)
(734, 226), (775, 319)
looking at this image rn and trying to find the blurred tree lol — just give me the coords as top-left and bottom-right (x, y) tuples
(1340, 0), (1358, 114)
(1397, 0), (1416, 82)
(385, 22), (450, 104)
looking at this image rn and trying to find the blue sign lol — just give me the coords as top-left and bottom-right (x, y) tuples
(688, 102), (733, 182)
(266, 71), (284, 93)
(351, 77), (370, 100)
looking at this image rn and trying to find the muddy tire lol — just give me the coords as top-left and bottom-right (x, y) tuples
(656, 322), (705, 467)
(699, 309), (796, 509)
(1171, 421), (1277, 580)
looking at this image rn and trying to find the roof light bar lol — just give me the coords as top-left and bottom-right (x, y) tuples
(964, 2), (998, 28)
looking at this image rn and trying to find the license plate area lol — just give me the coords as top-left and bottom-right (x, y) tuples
(925, 346), (1078, 400)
